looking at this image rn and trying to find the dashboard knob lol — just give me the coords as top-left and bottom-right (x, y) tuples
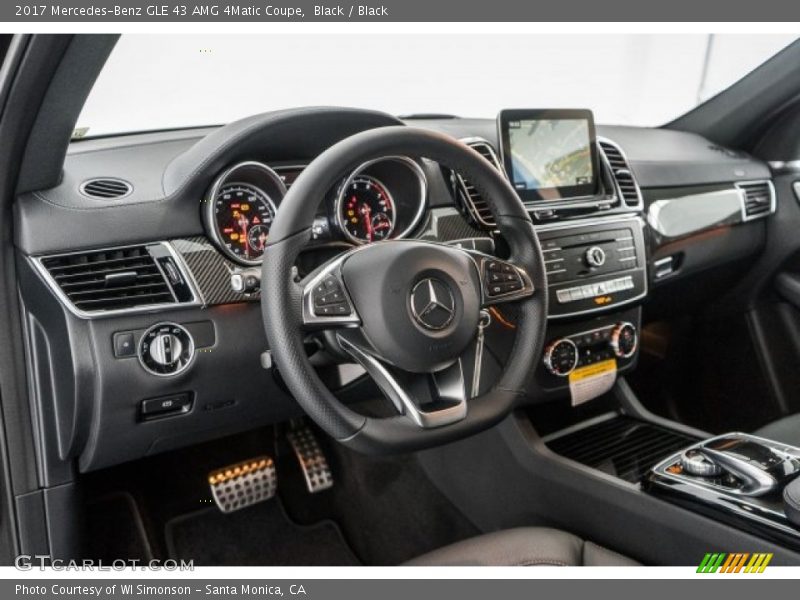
(148, 333), (183, 366)
(584, 246), (606, 268)
(139, 322), (195, 376)
(610, 322), (638, 359)
(681, 449), (723, 477)
(543, 338), (579, 377)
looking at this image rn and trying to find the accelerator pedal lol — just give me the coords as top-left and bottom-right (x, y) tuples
(208, 456), (276, 513)
(287, 426), (333, 493)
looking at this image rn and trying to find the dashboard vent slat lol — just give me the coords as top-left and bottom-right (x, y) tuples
(39, 245), (180, 314)
(737, 181), (775, 220)
(455, 140), (504, 229)
(598, 140), (642, 209)
(80, 178), (133, 200)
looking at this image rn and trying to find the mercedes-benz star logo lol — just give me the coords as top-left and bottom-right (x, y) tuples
(410, 278), (456, 331)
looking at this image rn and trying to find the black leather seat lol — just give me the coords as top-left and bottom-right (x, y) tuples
(755, 414), (800, 447)
(406, 527), (638, 566)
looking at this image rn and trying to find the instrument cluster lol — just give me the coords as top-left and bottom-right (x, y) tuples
(203, 156), (428, 266)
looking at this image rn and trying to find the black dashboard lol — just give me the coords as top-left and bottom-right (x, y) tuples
(12, 107), (777, 477)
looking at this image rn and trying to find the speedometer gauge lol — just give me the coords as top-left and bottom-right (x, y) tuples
(213, 183), (276, 262)
(337, 175), (396, 244)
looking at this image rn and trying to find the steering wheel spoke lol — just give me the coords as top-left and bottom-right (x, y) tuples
(301, 254), (362, 330)
(337, 334), (468, 429)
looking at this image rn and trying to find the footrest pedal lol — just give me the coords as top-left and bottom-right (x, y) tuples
(208, 455), (276, 513)
(287, 427), (333, 493)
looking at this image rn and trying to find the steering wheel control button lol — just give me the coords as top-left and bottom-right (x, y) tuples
(311, 275), (353, 316)
(484, 260), (524, 298)
(113, 331), (137, 358)
(140, 393), (192, 420)
(138, 322), (195, 376)
(543, 338), (579, 377)
(410, 278), (456, 331)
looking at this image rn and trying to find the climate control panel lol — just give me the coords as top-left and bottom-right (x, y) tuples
(542, 321), (639, 377)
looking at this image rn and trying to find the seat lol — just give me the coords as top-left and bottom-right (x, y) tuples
(754, 413), (800, 447)
(405, 527), (638, 566)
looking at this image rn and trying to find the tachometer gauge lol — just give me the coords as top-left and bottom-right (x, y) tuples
(337, 175), (395, 244)
(213, 183), (276, 262)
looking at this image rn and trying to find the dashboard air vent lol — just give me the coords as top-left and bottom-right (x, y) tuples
(598, 140), (642, 208)
(737, 181), (775, 220)
(455, 140), (504, 229)
(80, 178), (132, 199)
(38, 244), (184, 314)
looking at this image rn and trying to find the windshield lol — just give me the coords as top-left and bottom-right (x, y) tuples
(76, 33), (798, 138)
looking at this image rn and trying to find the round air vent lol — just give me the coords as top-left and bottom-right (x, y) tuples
(79, 178), (133, 199)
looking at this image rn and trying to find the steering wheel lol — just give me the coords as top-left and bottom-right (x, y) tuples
(262, 127), (548, 453)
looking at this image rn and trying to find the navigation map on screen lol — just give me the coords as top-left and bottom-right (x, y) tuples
(507, 118), (593, 191)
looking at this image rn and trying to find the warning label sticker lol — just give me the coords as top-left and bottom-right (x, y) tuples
(568, 359), (617, 406)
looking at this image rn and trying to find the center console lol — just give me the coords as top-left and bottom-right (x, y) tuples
(647, 433), (800, 545)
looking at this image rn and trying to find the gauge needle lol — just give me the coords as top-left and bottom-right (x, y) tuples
(361, 201), (373, 242)
(238, 214), (250, 257)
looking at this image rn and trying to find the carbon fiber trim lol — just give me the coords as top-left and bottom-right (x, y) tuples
(171, 237), (257, 306)
(418, 208), (491, 243)
(174, 213), (482, 307)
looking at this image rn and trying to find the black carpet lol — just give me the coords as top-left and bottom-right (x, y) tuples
(278, 438), (481, 565)
(165, 499), (359, 566)
(85, 492), (153, 562)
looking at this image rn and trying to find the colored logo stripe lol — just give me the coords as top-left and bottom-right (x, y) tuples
(697, 553), (773, 573)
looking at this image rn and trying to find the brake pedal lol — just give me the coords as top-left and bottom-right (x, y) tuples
(208, 456), (277, 513)
(287, 427), (333, 493)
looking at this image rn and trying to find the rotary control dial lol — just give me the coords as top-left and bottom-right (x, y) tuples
(543, 338), (579, 377)
(138, 322), (195, 376)
(610, 322), (638, 359)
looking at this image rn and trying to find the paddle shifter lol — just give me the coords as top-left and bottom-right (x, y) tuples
(680, 434), (800, 496)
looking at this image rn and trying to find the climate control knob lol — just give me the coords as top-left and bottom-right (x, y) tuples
(610, 322), (638, 359)
(138, 322), (195, 376)
(543, 338), (579, 377)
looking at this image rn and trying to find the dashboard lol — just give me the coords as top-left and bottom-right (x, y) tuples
(11, 107), (777, 477)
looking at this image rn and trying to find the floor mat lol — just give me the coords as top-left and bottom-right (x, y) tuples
(278, 437), (481, 565)
(164, 499), (359, 566)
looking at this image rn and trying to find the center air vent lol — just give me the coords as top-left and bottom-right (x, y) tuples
(737, 181), (775, 221)
(79, 178), (133, 199)
(37, 244), (197, 316)
(598, 139), (642, 209)
(454, 139), (504, 229)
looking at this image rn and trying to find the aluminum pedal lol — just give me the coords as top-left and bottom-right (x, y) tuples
(287, 427), (333, 493)
(208, 456), (276, 513)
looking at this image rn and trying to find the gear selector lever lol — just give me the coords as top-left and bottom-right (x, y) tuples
(680, 434), (800, 496)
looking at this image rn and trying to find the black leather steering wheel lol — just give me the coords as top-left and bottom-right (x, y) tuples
(262, 127), (548, 453)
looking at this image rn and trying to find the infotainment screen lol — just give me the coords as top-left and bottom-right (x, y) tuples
(498, 109), (598, 202)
